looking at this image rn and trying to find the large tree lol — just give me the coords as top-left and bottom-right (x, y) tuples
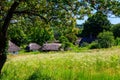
(0, 0), (21, 74)
(0, 0), (88, 74)
(81, 11), (111, 38)
(80, 0), (120, 38)
(0, 0), (120, 74)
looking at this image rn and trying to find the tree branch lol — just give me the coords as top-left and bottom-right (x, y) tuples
(14, 10), (49, 23)
(2, 1), (20, 36)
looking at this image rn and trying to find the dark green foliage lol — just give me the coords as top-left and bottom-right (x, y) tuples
(54, 28), (62, 40)
(115, 37), (120, 46)
(76, 29), (83, 37)
(62, 42), (73, 51)
(53, 23), (79, 44)
(29, 27), (54, 45)
(97, 31), (115, 48)
(89, 31), (115, 49)
(8, 17), (54, 46)
(80, 42), (89, 47)
(66, 33), (77, 44)
(59, 36), (72, 50)
(59, 36), (69, 43)
(8, 25), (27, 46)
(111, 23), (120, 38)
(81, 11), (111, 38)
(64, 27), (79, 44)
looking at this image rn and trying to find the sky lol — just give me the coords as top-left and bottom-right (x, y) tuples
(108, 17), (120, 24)
(77, 16), (120, 25)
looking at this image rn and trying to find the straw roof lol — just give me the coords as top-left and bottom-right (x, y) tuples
(26, 43), (41, 51)
(41, 43), (62, 51)
(8, 41), (20, 53)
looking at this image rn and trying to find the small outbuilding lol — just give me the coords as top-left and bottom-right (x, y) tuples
(25, 43), (41, 52)
(41, 43), (62, 51)
(8, 41), (21, 54)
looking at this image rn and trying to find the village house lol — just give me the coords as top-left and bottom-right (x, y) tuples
(8, 41), (21, 54)
(25, 43), (41, 52)
(41, 43), (62, 51)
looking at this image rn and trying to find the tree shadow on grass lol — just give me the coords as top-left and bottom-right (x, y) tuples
(27, 69), (54, 80)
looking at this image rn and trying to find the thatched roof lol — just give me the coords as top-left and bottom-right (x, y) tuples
(41, 43), (62, 51)
(26, 43), (41, 51)
(8, 41), (21, 53)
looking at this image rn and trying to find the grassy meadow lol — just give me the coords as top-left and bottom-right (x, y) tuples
(0, 47), (120, 80)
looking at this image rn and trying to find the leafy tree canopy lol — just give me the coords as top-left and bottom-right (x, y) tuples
(111, 23), (120, 38)
(81, 11), (111, 38)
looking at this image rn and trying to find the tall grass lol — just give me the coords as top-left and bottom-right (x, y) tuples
(0, 47), (120, 80)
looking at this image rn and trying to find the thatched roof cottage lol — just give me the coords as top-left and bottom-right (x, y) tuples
(25, 43), (41, 52)
(8, 41), (21, 54)
(41, 43), (62, 51)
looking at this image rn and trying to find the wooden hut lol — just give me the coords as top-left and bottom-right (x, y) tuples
(25, 43), (41, 52)
(8, 41), (21, 54)
(41, 43), (62, 51)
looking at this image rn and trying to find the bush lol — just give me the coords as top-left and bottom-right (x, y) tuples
(89, 41), (99, 49)
(61, 42), (73, 51)
(115, 37), (120, 46)
(66, 33), (77, 44)
(97, 31), (115, 48)
(59, 36), (69, 43)
(59, 36), (72, 50)
(80, 42), (89, 47)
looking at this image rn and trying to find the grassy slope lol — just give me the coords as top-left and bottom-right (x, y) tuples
(0, 46), (120, 80)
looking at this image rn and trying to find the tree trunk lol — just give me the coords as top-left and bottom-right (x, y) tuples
(0, 33), (7, 74)
(0, 1), (20, 74)
(0, 54), (7, 74)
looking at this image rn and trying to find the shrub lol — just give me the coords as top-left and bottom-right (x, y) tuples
(66, 33), (77, 44)
(115, 37), (120, 46)
(89, 41), (99, 49)
(59, 36), (69, 43)
(61, 42), (73, 51)
(80, 42), (89, 47)
(97, 31), (115, 48)
(59, 36), (72, 50)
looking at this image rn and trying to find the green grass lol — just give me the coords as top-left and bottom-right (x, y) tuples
(1, 46), (120, 80)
